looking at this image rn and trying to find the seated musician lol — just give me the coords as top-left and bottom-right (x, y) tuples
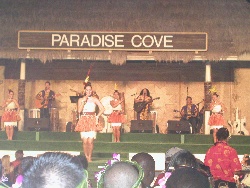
(134, 88), (153, 120)
(180, 96), (198, 134)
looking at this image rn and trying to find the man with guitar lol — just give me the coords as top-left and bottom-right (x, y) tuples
(35, 81), (55, 118)
(134, 88), (153, 120)
(180, 96), (198, 134)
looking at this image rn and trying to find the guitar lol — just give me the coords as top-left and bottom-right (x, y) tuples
(173, 109), (197, 120)
(134, 97), (160, 113)
(35, 93), (61, 108)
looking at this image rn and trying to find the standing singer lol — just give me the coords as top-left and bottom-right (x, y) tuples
(74, 82), (105, 162)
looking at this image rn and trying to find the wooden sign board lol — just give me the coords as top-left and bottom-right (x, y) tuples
(18, 31), (207, 52)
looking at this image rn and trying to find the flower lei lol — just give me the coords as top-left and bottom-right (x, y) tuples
(95, 153), (121, 183)
(157, 172), (172, 188)
(95, 153), (144, 188)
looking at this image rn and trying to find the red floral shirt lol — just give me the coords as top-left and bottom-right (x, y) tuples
(204, 141), (242, 182)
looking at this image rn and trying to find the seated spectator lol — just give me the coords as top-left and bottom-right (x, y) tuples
(131, 152), (155, 188)
(73, 154), (92, 188)
(22, 152), (88, 188)
(241, 159), (250, 187)
(166, 151), (210, 188)
(11, 150), (24, 179)
(98, 161), (144, 188)
(1, 155), (14, 187)
(241, 154), (249, 168)
(12, 156), (35, 188)
(204, 127), (242, 188)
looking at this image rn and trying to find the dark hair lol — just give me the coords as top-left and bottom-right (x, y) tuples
(139, 88), (151, 97)
(73, 155), (88, 170)
(246, 159), (250, 166)
(84, 82), (92, 89)
(166, 167), (210, 188)
(173, 151), (198, 169)
(216, 128), (229, 141)
(186, 96), (192, 100)
(22, 152), (85, 188)
(45, 81), (50, 85)
(20, 156), (35, 175)
(212, 92), (219, 97)
(8, 89), (14, 94)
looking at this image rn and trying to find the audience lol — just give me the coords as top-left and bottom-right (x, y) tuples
(165, 150), (210, 188)
(22, 152), (87, 188)
(131, 152), (155, 188)
(204, 127), (242, 188)
(11, 150), (24, 180)
(1, 155), (14, 187)
(241, 154), (249, 168)
(0, 130), (247, 188)
(99, 161), (143, 188)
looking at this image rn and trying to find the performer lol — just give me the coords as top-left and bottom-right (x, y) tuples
(1, 89), (20, 140)
(74, 82), (105, 162)
(180, 96), (198, 134)
(108, 90), (125, 142)
(134, 88), (153, 120)
(35, 81), (55, 118)
(208, 92), (227, 143)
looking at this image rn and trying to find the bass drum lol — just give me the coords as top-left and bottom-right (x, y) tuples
(100, 96), (114, 115)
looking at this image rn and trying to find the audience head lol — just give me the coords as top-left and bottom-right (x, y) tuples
(166, 150), (210, 188)
(173, 151), (199, 169)
(165, 166), (210, 188)
(73, 154), (88, 170)
(100, 161), (143, 188)
(131, 152), (155, 188)
(22, 152), (87, 188)
(1, 155), (12, 174)
(15, 150), (24, 160)
(216, 127), (230, 141)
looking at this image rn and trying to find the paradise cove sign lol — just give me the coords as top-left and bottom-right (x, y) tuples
(18, 31), (207, 52)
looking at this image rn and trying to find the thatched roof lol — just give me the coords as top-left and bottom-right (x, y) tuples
(0, 0), (250, 64)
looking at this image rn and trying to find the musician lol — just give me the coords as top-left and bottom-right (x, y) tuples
(180, 96), (198, 134)
(108, 90), (125, 142)
(134, 88), (153, 120)
(36, 81), (55, 118)
(208, 92), (227, 143)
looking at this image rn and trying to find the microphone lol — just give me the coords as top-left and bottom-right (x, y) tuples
(131, 93), (137, 96)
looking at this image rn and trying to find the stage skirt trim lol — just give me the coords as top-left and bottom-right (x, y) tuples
(80, 131), (97, 139)
(208, 113), (226, 127)
(75, 115), (96, 132)
(108, 111), (125, 123)
(1, 110), (18, 127)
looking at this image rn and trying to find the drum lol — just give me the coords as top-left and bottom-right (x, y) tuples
(50, 108), (59, 132)
(100, 96), (114, 115)
(29, 109), (40, 118)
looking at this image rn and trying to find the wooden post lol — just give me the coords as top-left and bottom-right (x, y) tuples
(204, 62), (212, 134)
(18, 60), (26, 131)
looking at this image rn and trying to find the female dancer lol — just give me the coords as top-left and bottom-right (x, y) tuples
(208, 92), (227, 143)
(75, 82), (105, 162)
(1, 90), (20, 140)
(108, 90), (125, 142)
